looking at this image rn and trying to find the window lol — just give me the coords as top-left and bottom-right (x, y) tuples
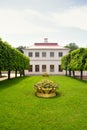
(42, 52), (46, 57)
(28, 52), (33, 57)
(35, 65), (39, 72)
(59, 65), (63, 72)
(50, 52), (54, 57)
(28, 65), (33, 72)
(59, 52), (63, 57)
(50, 65), (54, 72)
(42, 65), (46, 72)
(35, 52), (39, 57)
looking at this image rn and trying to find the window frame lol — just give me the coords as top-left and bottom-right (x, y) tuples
(28, 65), (33, 72)
(59, 52), (63, 57)
(42, 65), (46, 72)
(42, 52), (46, 57)
(50, 52), (54, 57)
(58, 65), (63, 72)
(35, 52), (39, 57)
(50, 65), (54, 72)
(35, 65), (39, 72)
(28, 52), (33, 57)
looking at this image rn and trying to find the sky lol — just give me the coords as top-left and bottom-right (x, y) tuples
(0, 0), (87, 47)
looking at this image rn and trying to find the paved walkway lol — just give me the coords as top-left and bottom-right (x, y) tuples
(0, 74), (20, 81)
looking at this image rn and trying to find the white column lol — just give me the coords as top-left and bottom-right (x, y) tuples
(47, 64), (50, 74)
(39, 64), (42, 74)
(33, 64), (35, 74)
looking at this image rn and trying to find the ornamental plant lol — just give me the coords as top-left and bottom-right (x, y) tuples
(34, 79), (58, 97)
(34, 79), (58, 89)
(42, 73), (49, 77)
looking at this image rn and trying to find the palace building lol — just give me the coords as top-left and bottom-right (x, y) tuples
(23, 38), (69, 75)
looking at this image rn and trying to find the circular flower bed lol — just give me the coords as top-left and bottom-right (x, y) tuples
(34, 79), (58, 98)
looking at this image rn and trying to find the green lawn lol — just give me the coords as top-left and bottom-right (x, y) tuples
(0, 76), (87, 130)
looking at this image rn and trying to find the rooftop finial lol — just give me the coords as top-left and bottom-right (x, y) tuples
(44, 38), (48, 43)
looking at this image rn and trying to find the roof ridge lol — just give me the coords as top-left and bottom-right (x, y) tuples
(34, 43), (58, 46)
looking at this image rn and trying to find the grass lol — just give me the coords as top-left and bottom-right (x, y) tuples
(0, 76), (87, 130)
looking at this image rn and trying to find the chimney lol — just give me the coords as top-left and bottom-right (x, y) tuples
(44, 38), (48, 43)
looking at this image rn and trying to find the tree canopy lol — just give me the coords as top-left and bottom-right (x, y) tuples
(65, 43), (79, 52)
(61, 48), (87, 80)
(16, 46), (26, 53)
(0, 38), (30, 79)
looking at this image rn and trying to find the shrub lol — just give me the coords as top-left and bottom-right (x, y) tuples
(34, 79), (58, 89)
(42, 73), (49, 77)
(34, 79), (58, 97)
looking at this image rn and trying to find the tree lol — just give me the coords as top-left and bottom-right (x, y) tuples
(0, 38), (30, 79)
(61, 55), (68, 76)
(65, 53), (72, 76)
(62, 48), (87, 80)
(16, 46), (26, 53)
(0, 38), (3, 77)
(69, 48), (86, 80)
(65, 43), (79, 52)
(61, 53), (72, 76)
(83, 48), (87, 72)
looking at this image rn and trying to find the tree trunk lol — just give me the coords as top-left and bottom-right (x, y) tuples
(23, 70), (25, 76)
(20, 71), (21, 77)
(15, 69), (17, 78)
(8, 69), (11, 79)
(69, 70), (71, 76)
(80, 70), (83, 80)
(0, 71), (2, 77)
(65, 70), (67, 76)
(20, 70), (22, 77)
(73, 70), (75, 78)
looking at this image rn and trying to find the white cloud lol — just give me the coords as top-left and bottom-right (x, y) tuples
(52, 5), (87, 30)
(0, 9), (55, 35)
(0, 5), (87, 36)
(0, 9), (27, 34)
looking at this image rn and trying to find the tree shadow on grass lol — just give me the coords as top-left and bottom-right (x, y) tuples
(56, 92), (62, 98)
(65, 75), (87, 84)
(0, 76), (31, 91)
(68, 76), (87, 84)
